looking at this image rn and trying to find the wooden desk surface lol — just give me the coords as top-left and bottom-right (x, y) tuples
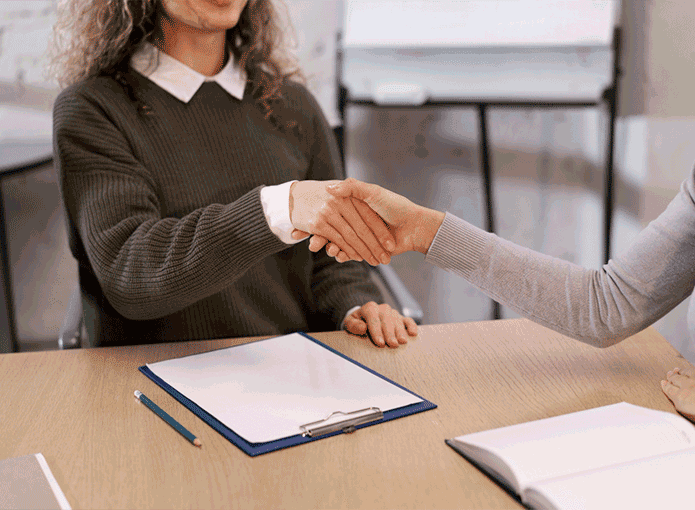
(0, 319), (690, 509)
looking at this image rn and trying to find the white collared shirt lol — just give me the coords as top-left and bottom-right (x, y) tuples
(130, 42), (304, 245)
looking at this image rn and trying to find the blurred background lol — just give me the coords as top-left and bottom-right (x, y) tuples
(2, 0), (695, 363)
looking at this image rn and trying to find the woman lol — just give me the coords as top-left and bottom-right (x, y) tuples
(309, 176), (695, 421)
(50, 0), (416, 347)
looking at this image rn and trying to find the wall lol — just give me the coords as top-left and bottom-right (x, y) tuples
(614, 0), (695, 361)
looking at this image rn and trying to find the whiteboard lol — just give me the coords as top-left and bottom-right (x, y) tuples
(341, 0), (621, 103)
(344, 0), (620, 48)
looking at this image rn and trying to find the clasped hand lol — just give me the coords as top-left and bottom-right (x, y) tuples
(289, 180), (394, 265)
(292, 178), (445, 262)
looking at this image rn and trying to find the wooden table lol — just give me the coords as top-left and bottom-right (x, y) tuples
(1, 319), (690, 509)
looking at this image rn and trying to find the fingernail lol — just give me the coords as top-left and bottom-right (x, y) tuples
(380, 253), (390, 265)
(385, 240), (395, 251)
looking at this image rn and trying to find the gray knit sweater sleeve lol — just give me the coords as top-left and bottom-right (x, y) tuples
(426, 167), (695, 347)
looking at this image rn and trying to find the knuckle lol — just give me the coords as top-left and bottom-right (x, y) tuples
(316, 209), (330, 222)
(365, 301), (378, 311)
(324, 196), (341, 211)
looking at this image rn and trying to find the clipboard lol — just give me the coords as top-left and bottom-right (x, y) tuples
(139, 332), (436, 456)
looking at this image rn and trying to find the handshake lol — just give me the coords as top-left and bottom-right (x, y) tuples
(289, 178), (446, 264)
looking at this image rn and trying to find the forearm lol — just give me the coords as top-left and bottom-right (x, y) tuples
(414, 206), (446, 254)
(427, 211), (695, 347)
(72, 180), (287, 320)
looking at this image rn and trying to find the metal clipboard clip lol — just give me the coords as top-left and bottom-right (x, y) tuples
(299, 407), (384, 437)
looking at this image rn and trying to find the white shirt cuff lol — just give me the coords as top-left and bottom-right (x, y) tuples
(260, 181), (309, 245)
(341, 305), (362, 330)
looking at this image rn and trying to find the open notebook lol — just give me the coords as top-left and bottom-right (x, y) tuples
(140, 332), (436, 456)
(447, 402), (695, 509)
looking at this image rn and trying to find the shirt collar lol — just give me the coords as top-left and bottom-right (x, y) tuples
(130, 42), (247, 103)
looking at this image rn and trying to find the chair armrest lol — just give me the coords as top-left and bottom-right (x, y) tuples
(374, 265), (424, 324)
(58, 286), (83, 349)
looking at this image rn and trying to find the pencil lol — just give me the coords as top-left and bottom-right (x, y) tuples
(134, 390), (202, 447)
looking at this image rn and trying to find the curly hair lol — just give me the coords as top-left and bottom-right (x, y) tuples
(49, 0), (301, 129)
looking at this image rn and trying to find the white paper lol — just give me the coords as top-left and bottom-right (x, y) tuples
(147, 333), (422, 444)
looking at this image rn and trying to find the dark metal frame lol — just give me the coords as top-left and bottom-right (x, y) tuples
(337, 28), (622, 320)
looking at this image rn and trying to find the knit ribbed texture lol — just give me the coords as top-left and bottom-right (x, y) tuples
(426, 212), (486, 278)
(54, 73), (381, 346)
(426, 174), (695, 348)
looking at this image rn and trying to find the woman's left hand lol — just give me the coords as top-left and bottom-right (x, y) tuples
(344, 302), (418, 347)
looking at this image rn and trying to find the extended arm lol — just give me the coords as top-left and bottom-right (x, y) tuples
(324, 176), (695, 347)
(327, 177), (695, 415)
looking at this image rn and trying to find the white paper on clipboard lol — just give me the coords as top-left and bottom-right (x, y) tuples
(146, 333), (422, 444)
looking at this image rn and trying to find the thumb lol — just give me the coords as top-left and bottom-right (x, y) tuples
(327, 178), (371, 201)
(291, 229), (310, 240)
(326, 180), (350, 197)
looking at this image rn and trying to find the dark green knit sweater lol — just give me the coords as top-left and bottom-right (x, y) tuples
(53, 70), (381, 346)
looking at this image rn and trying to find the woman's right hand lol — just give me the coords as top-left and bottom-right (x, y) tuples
(297, 178), (445, 262)
(289, 180), (396, 265)
(662, 366), (695, 423)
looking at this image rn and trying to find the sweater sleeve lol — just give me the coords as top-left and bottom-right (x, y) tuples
(54, 87), (289, 321)
(426, 168), (695, 347)
(292, 84), (383, 326)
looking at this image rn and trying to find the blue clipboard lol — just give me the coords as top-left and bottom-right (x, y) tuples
(139, 332), (436, 456)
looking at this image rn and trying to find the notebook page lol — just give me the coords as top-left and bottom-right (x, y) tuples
(452, 402), (695, 491)
(525, 447), (695, 510)
(147, 333), (422, 443)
